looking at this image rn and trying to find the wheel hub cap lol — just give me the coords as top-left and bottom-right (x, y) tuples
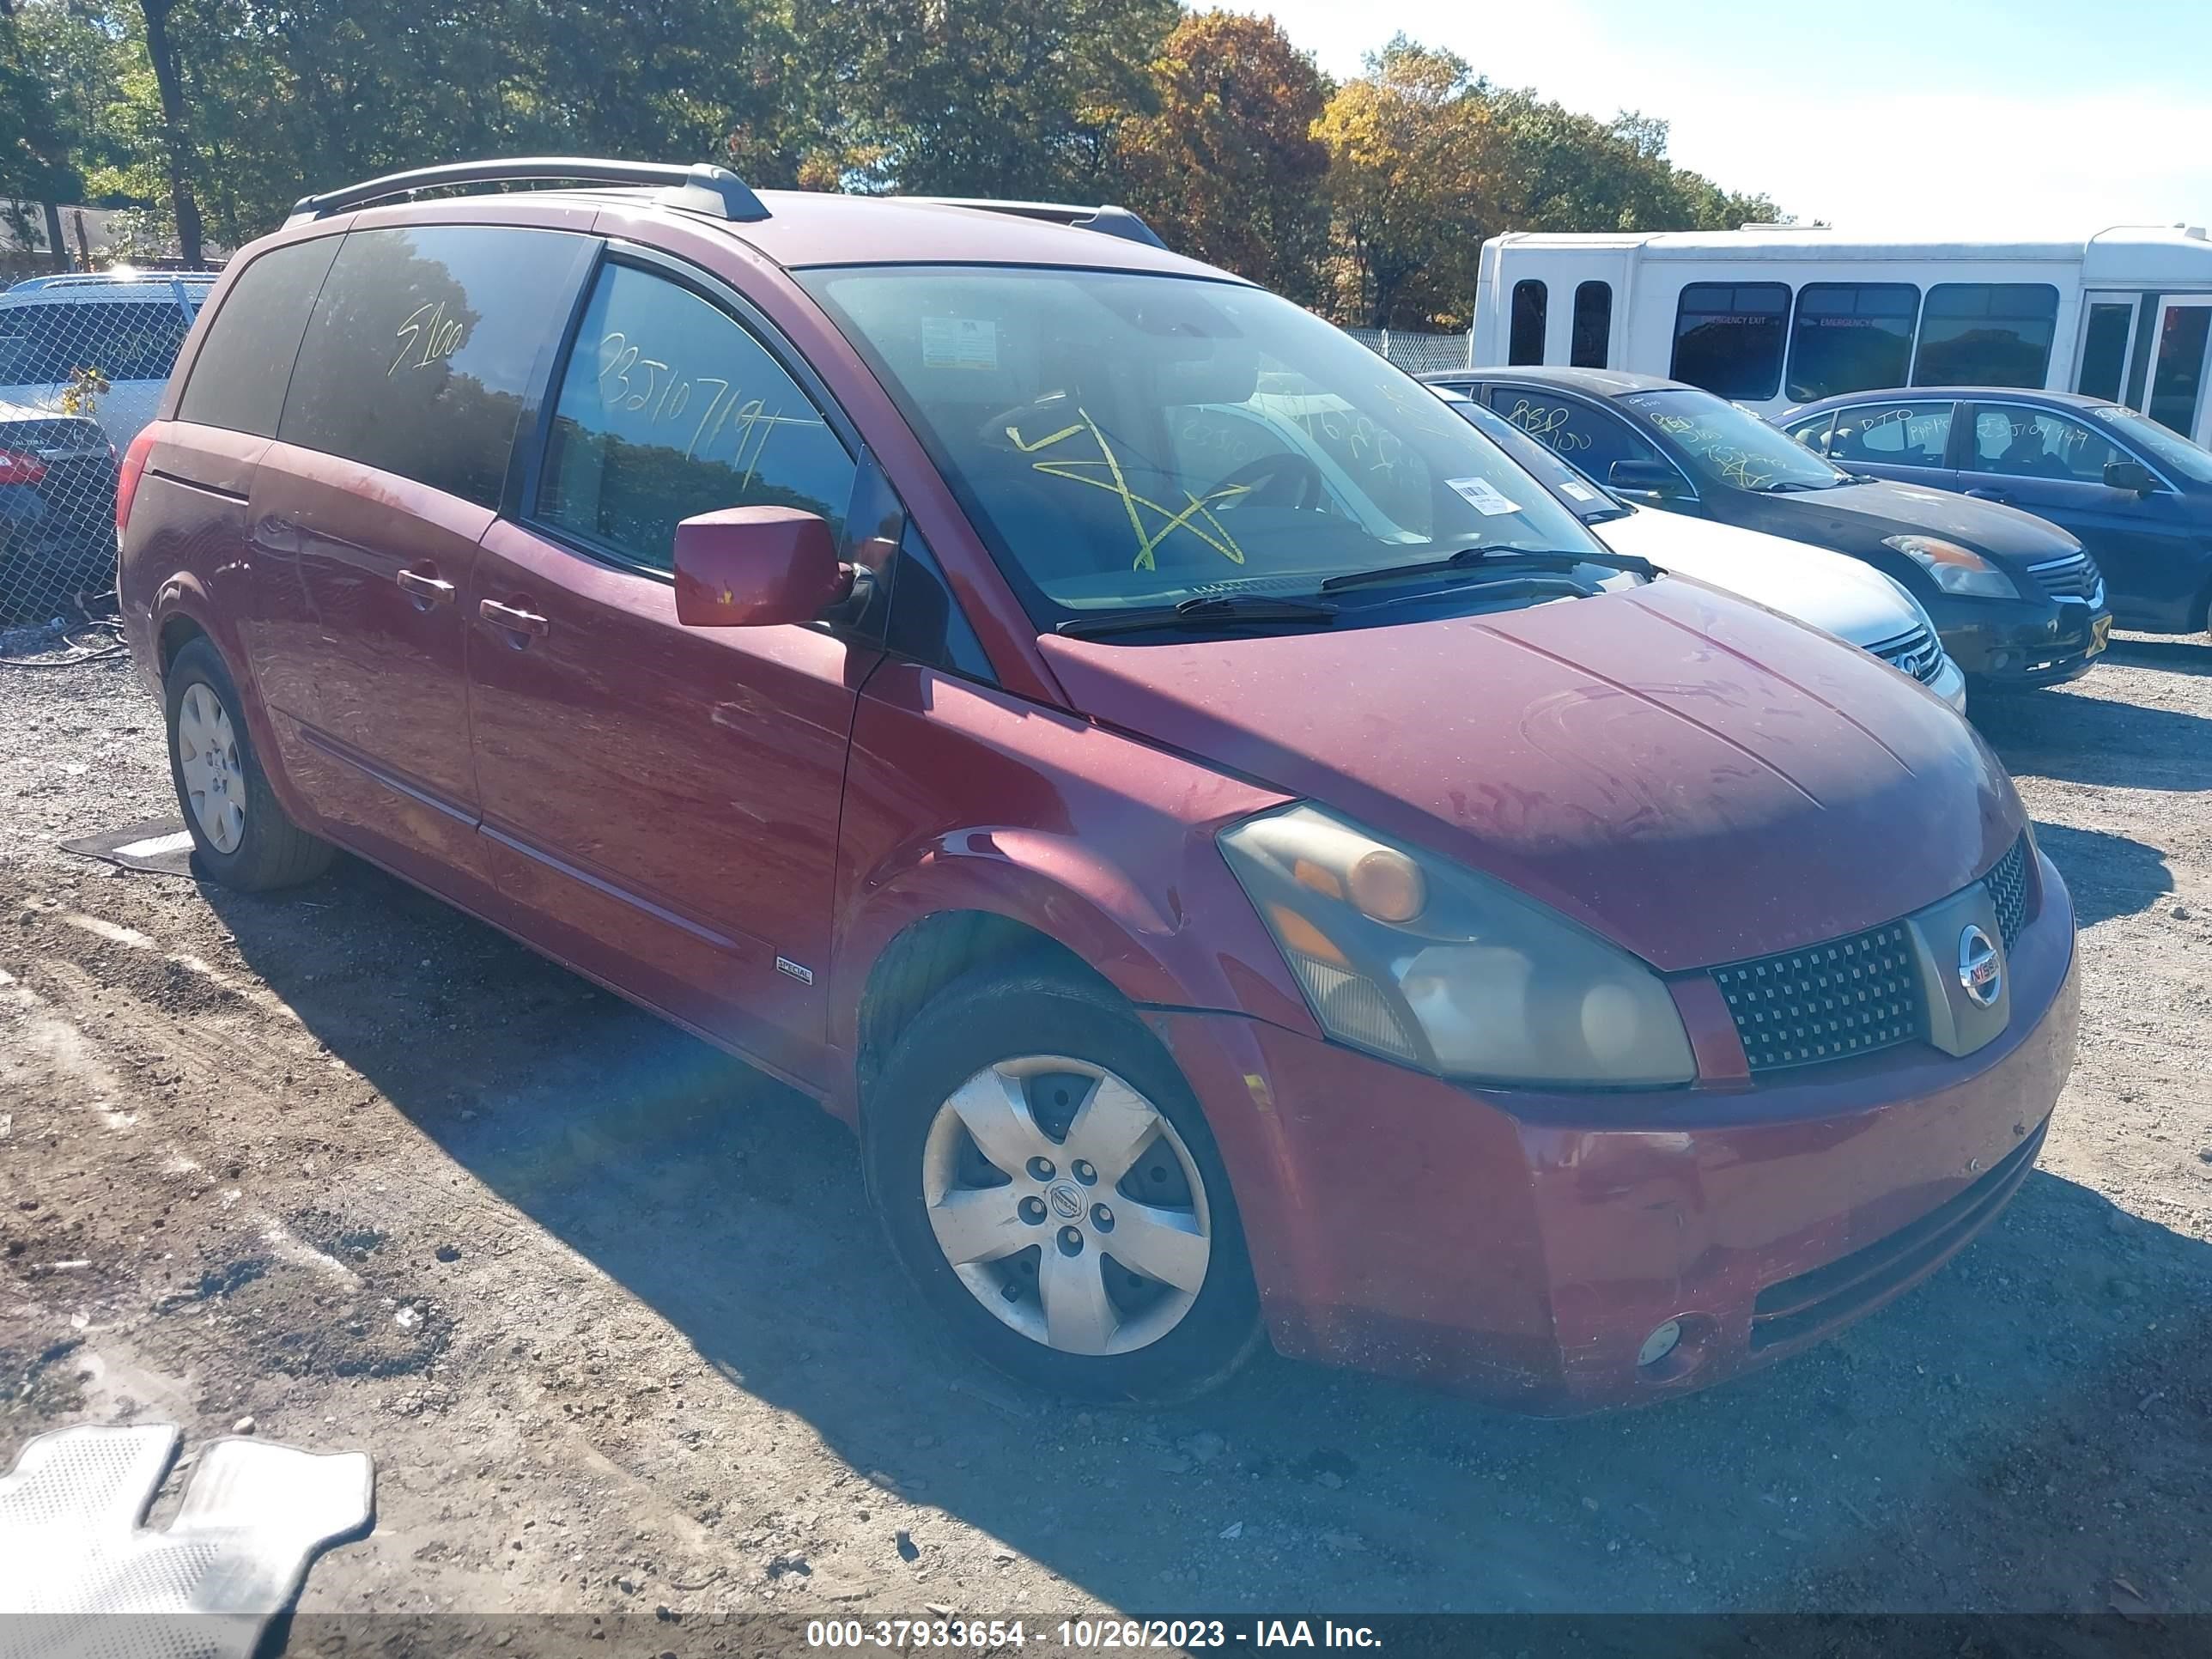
(176, 681), (246, 854)
(921, 1055), (1212, 1358)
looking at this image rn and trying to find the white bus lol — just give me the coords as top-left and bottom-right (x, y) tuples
(1469, 225), (2212, 448)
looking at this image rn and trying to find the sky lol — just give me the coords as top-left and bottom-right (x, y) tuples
(1237, 0), (2212, 238)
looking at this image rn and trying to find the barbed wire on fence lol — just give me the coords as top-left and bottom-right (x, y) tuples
(1343, 326), (1474, 377)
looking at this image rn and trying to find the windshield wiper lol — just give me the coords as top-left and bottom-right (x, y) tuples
(1755, 478), (1842, 494)
(1320, 544), (1656, 595)
(1054, 593), (1340, 639)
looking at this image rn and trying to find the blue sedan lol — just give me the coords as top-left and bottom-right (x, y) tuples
(1780, 387), (2212, 635)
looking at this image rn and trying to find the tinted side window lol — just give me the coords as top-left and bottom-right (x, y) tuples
(1971, 405), (2125, 483)
(537, 262), (856, 573)
(2075, 302), (2133, 402)
(281, 225), (592, 508)
(177, 238), (341, 436)
(1570, 282), (1611, 369)
(1487, 388), (1661, 476)
(1911, 284), (2059, 388)
(1827, 401), (1954, 470)
(884, 523), (994, 680)
(1509, 280), (1547, 366)
(1784, 283), (1918, 403)
(1671, 283), (1790, 400)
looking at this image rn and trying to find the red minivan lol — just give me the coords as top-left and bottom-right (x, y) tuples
(118, 161), (2079, 1412)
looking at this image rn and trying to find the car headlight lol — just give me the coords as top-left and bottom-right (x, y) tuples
(1882, 534), (2019, 599)
(1218, 804), (1696, 1087)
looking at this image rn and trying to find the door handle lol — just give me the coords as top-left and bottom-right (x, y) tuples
(479, 597), (550, 640)
(395, 565), (456, 606)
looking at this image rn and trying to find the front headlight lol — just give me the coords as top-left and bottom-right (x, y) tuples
(1882, 534), (2019, 599)
(1218, 804), (1695, 1087)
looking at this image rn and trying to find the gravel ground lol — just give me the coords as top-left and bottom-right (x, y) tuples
(2, 632), (2209, 1626)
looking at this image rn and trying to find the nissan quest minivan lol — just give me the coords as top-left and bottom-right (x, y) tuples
(118, 160), (2080, 1413)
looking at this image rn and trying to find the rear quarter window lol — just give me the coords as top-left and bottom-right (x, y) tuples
(177, 238), (343, 436)
(279, 224), (594, 508)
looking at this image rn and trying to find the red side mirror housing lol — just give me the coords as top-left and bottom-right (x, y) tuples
(672, 507), (851, 627)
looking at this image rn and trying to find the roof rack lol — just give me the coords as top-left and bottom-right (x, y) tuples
(7, 270), (220, 292)
(284, 157), (771, 227)
(909, 198), (1166, 250)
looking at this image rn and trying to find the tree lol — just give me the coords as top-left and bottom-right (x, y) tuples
(1314, 39), (1501, 330)
(793, 0), (1180, 198)
(1115, 10), (1330, 301)
(1, 0), (80, 270)
(137, 0), (204, 264)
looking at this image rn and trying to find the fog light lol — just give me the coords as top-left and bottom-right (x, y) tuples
(1987, 650), (2014, 672)
(1637, 1319), (1683, 1369)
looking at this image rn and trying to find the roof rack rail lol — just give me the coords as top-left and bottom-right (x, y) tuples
(7, 270), (221, 292)
(284, 157), (771, 227)
(909, 198), (1166, 250)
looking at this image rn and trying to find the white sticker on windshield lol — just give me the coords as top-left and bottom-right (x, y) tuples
(921, 317), (1000, 372)
(1559, 481), (1598, 501)
(1445, 476), (1522, 515)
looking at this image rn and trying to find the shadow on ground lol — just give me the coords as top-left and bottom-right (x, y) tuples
(204, 859), (2212, 1614)
(2032, 822), (2174, 928)
(1976, 687), (2212, 792)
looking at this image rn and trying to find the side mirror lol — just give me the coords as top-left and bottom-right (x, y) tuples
(1608, 459), (1686, 501)
(2103, 459), (2158, 495)
(673, 507), (851, 627)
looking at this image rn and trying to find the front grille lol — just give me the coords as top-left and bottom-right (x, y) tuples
(1713, 834), (2035, 1077)
(1986, 835), (2029, 952)
(2027, 551), (2102, 603)
(1711, 921), (1923, 1073)
(1749, 1115), (2046, 1351)
(1868, 620), (1945, 686)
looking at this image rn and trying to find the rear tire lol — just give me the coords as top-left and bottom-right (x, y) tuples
(164, 636), (333, 891)
(861, 963), (1263, 1403)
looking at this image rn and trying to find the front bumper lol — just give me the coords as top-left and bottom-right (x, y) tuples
(1158, 851), (2080, 1414)
(1926, 651), (1967, 713)
(1933, 592), (2111, 687)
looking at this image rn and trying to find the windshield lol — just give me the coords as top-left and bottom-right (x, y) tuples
(1436, 393), (1628, 525)
(1620, 387), (1848, 492)
(2092, 404), (2212, 485)
(799, 266), (1622, 627)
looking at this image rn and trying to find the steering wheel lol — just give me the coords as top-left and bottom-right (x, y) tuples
(1207, 451), (1326, 512)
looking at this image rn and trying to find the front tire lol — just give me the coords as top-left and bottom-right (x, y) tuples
(164, 636), (334, 891)
(862, 964), (1262, 1402)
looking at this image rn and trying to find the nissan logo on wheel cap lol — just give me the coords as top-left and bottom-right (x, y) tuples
(1047, 1182), (1085, 1220)
(1958, 924), (2002, 1009)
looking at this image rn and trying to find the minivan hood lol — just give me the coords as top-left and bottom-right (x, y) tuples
(1594, 508), (1922, 650)
(1764, 477), (2081, 565)
(1039, 580), (2021, 971)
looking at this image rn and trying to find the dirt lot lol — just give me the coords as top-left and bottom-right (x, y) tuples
(3, 635), (2209, 1626)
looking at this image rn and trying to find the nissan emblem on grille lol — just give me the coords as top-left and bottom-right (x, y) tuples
(1958, 924), (2002, 1009)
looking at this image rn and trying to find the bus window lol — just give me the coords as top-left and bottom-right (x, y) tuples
(1509, 281), (1547, 365)
(1670, 283), (1790, 401)
(1571, 282), (1612, 368)
(1911, 284), (2060, 388)
(2075, 302), (2134, 402)
(1784, 283), (1919, 402)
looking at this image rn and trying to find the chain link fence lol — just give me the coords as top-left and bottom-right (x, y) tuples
(1344, 326), (1474, 377)
(0, 273), (212, 625)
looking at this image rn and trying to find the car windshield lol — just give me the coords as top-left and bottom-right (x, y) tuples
(2091, 404), (2212, 485)
(1620, 387), (1848, 493)
(1436, 392), (1629, 525)
(799, 266), (1626, 627)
